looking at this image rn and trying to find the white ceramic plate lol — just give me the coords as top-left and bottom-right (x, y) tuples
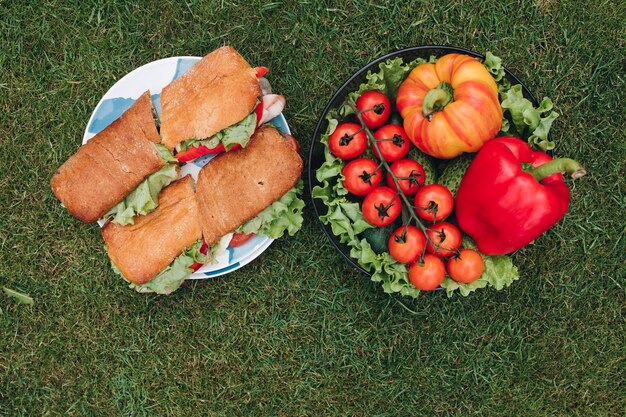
(83, 56), (290, 278)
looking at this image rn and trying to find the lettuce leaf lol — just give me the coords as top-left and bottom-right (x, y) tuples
(180, 110), (257, 152)
(155, 143), (177, 163)
(485, 53), (559, 151)
(104, 163), (178, 225)
(114, 239), (210, 295)
(236, 180), (305, 239)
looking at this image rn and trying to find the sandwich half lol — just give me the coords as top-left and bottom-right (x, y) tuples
(159, 46), (285, 163)
(196, 125), (304, 246)
(102, 176), (206, 294)
(51, 91), (178, 224)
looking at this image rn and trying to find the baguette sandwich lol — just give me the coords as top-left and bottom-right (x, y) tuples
(159, 46), (286, 163)
(102, 176), (207, 294)
(51, 91), (178, 224)
(103, 125), (304, 294)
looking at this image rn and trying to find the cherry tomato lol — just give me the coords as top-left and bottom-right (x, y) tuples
(328, 122), (367, 160)
(414, 184), (454, 222)
(362, 186), (401, 227)
(408, 254), (446, 291)
(283, 134), (301, 154)
(372, 124), (411, 162)
(425, 222), (462, 258)
(230, 232), (255, 248)
(388, 225), (426, 264)
(386, 159), (426, 196)
(446, 249), (485, 284)
(356, 91), (391, 129)
(342, 158), (382, 196)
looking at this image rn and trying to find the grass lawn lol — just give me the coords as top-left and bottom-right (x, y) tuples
(1, 1), (624, 415)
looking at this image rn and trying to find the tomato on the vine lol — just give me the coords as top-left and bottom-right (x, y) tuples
(342, 158), (382, 196)
(362, 186), (402, 227)
(447, 249), (485, 283)
(425, 222), (462, 258)
(386, 159), (426, 196)
(328, 122), (367, 160)
(356, 91), (391, 130)
(408, 254), (446, 291)
(414, 184), (454, 222)
(388, 225), (426, 264)
(372, 124), (410, 162)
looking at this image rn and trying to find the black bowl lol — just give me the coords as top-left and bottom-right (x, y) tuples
(308, 45), (548, 276)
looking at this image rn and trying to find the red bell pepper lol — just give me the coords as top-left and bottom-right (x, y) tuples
(456, 136), (586, 255)
(190, 242), (209, 272)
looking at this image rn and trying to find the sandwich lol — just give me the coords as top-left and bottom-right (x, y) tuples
(51, 91), (178, 224)
(102, 125), (304, 294)
(102, 176), (207, 294)
(159, 46), (286, 163)
(196, 124), (304, 246)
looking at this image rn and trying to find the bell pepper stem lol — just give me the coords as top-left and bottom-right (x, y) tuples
(524, 158), (587, 181)
(422, 82), (454, 120)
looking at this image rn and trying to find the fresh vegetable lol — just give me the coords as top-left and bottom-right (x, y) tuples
(388, 225), (426, 264)
(356, 91), (391, 129)
(362, 186), (402, 227)
(396, 53), (502, 159)
(372, 124), (410, 162)
(236, 180), (305, 239)
(177, 109), (258, 158)
(362, 223), (398, 255)
(437, 153), (475, 197)
(104, 163), (178, 225)
(456, 136), (585, 255)
(408, 254), (445, 291)
(328, 122), (367, 160)
(342, 158), (383, 196)
(425, 222), (462, 258)
(386, 159), (425, 195)
(118, 239), (209, 295)
(414, 184), (454, 222)
(440, 236), (519, 297)
(446, 249), (484, 283)
(229, 232), (255, 248)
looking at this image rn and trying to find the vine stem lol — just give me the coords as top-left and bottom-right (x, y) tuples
(347, 100), (429, 236)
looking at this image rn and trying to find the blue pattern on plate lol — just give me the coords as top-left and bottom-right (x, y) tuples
(173, 58), (198, 81)
(203, 262), (241, 277)
(88, 93), (162, 134)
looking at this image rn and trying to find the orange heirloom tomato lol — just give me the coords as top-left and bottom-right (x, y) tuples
(396, 53), (502, 159)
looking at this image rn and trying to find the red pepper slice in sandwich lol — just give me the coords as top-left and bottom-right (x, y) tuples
(175, 101), (264, 163)
(190, 242), (209, 272)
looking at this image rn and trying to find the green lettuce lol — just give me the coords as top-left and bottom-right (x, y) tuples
(112, 239), (210, 295)
(236, 180), (305, 239)
(484, 52), (559, 151)
(180, 110), (257, 152)
(104, 163), (178, 225)
(155, 143), (177, 163)
(440, 237), (520, 297)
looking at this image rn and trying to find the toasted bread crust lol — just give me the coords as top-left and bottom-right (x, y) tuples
(51, 91), (164, 223)
(160, 46), (262, 150)
(195, 125), (303, 245)
(102, 176), (203, 284)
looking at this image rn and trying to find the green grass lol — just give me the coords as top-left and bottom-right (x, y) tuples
(1, 0), (624, 415)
